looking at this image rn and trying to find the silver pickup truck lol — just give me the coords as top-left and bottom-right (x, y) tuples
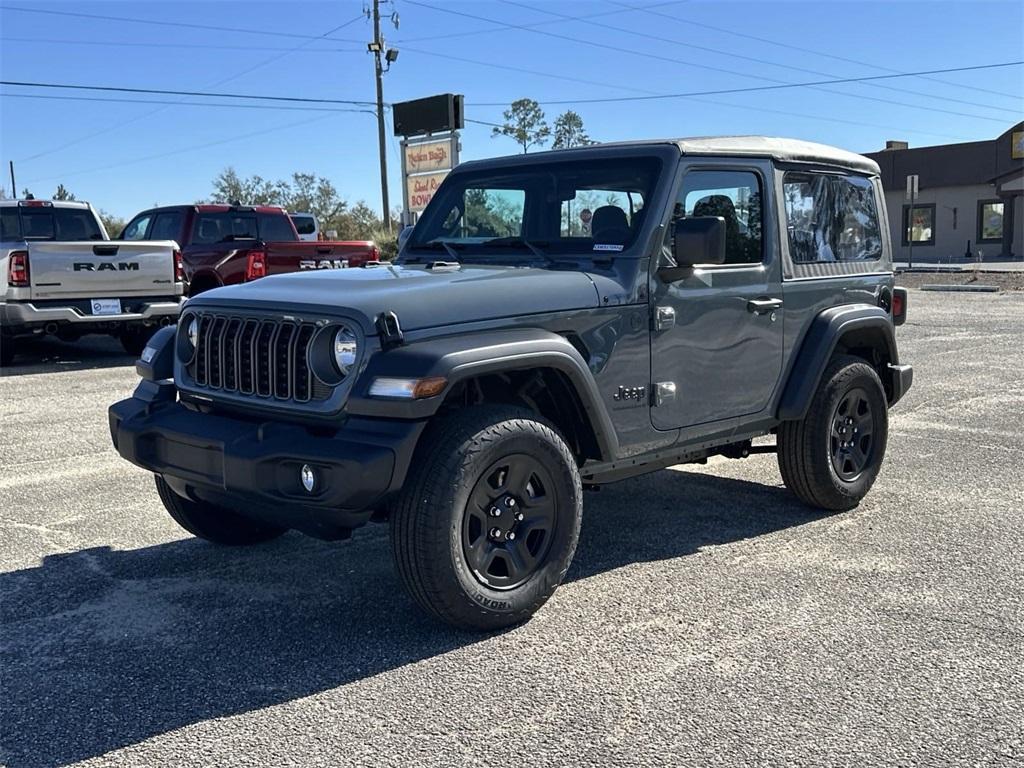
(1, 199), (184, 366)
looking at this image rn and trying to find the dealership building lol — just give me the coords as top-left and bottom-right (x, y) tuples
(865, 122), (1023, 264)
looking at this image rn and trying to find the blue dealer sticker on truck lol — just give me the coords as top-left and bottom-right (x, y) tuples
(593, 244), (624, 252)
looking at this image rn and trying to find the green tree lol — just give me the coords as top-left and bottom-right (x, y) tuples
(552, 110), (594, 149)
(53, 184), (77, 201)
(97, 210), (126, 238)
(491, 98), (550, 154)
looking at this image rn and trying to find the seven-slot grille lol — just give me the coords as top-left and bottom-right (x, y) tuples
(188, 313), (325, 403)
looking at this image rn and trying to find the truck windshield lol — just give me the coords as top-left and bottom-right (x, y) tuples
(405, 155), (664, 259)
(1, 206), (105, 241)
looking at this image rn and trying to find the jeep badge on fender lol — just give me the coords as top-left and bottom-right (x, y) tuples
(108, 136), (912, 632)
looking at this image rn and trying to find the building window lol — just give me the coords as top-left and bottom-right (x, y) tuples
(902, 204), (935, 246)
(977, 200), (1004, 243)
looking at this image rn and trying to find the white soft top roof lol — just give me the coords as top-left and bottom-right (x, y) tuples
(669, 135), (880, 174)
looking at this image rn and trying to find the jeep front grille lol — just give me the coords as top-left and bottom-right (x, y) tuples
(188, 313), (327, 403)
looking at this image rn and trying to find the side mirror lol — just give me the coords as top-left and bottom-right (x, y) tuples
(397, 225), (414, 252)
(660, 216), (726, 281)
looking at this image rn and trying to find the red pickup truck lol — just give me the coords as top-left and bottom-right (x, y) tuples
(118, 204), (379, 296)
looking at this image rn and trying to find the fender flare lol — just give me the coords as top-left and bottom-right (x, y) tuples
(776, 304), (898, 421)
(346, 327), (619, 460)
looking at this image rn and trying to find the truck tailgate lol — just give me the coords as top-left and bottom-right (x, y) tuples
(264, 241), (378, 274)
(27, 240), (178, 299)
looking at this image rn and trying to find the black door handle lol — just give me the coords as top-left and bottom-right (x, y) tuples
(747, 298), (783, 315)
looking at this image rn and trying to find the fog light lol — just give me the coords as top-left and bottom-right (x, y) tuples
(300, 464), (316, 493)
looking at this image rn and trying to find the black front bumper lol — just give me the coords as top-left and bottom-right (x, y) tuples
(109, 384), (424, 536)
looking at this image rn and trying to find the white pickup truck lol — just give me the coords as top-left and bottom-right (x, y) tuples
(0, 198), (184, 366)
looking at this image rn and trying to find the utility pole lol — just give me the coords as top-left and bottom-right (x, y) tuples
(371, 0), (391, 232)
(8, 161), (15, 199)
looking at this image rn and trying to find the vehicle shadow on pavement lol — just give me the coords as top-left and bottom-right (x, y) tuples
(0, 336), (134, 376)
(0, 469), (824, 767)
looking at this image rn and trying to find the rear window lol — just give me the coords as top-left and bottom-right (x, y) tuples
(290, 215), (316, 235)
(3, 206), (104, 241)
(191, 212), (258, 244)
(190, 211), (296, 244)
(258, 212), (297, 242)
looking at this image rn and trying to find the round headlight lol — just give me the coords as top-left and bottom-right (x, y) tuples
(186, 317), (198, 349)
(333, 325), (358, 376)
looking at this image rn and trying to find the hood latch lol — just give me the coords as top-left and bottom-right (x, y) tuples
(375, 310), (404, 350)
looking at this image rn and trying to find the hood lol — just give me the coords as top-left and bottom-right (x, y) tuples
(193, 263), (602, 333)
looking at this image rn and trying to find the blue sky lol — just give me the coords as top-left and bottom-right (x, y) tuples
(1, 0), (1021, 220)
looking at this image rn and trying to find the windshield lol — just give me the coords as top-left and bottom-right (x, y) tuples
(405, 155), (664, 259)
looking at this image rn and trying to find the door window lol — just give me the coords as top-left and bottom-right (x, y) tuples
(150, 212), (183, 241)
(784, 173), (883, 261)
(122, 214), (152, 241)
(668, 170), (763, 265)
(257, 212), (298, 242)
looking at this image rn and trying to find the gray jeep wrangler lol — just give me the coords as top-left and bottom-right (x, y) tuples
(109, 137), (912, 630)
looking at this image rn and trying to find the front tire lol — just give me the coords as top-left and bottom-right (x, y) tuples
(778, 355), (888, 511)
(390, 406), (583, 631)
(155, 475), (287, 545)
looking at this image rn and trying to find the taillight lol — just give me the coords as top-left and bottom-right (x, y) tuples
(369, 245), (380, 261)
(7, 250), (29, 287)
(173, 249), (185, 282)
(892, 287), (908, 326)
(245, 250), (267, 281)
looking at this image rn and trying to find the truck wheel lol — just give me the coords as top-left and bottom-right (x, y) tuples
(154, 475), (286, 545)
(390, 406), (583, 631)
(119, 326), (155, 357)
(778, 354), (888, 511)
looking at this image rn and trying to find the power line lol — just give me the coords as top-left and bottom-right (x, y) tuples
(0, 37), (363, 53)
(394, 0), (689, 43)
(0, 80), (377, 107)
(406, 0), (1018, 123)
(0, 5), (365, 44)
(11, 14), (369, 164)
(467, 62), (1024, 111)
(497, 0), (1020, 116)
(609, 0), (1023, 102)
(2, 93), (376, 114)
(21, 113), (349, 186)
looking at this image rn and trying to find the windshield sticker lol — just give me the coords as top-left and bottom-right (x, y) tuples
(593, 244), (624, 252)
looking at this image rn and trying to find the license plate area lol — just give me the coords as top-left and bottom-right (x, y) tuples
(90, 298), (122, 316)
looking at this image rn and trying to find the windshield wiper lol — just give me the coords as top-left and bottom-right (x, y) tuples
(483, 237), (554, 264)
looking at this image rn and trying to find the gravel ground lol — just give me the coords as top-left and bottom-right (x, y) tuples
(1, 289), (1022, 768)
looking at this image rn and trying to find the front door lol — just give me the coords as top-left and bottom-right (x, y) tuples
(650, 162), (784, 430)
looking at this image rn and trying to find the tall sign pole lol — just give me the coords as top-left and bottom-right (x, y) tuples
(372, 0), (391, 232)
(8, 161), (16, 198)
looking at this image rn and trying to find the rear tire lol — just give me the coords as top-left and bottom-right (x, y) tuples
(120, 326), (156, 357)
(390, 406), (582, 631)
(155, 475), (287, 545)
(0, 339), (16, 367)
(778, 355), (888, 511)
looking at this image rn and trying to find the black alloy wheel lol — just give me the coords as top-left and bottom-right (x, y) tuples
(462, 454), (558, 591)
(829, 387), (875, 481)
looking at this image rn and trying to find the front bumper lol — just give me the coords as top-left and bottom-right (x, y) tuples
(109, 383), (424, 537)
(1, 297), (184, 331)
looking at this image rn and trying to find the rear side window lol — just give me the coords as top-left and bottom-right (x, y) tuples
(783, 173), (882, 263)
(16, 207), (104, 241)
(291, 215), (316, 236)
(257, 212), (297, 242)
(191, 212), (258, 244)
(150, 212), (184, 242)
(0, 208), (20, 240)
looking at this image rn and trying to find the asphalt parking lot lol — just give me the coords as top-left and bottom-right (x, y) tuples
(1, 289), (1022, 768)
